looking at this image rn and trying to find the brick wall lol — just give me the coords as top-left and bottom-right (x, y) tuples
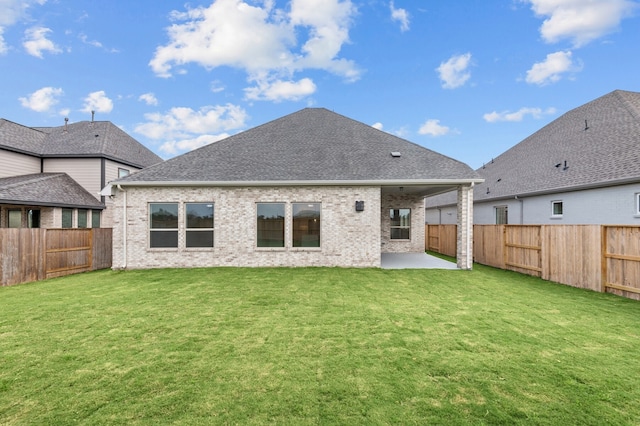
(380, 192), (426, 253)
(112, 185), (383, 269)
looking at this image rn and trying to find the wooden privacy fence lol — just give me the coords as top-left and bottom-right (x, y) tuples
(0, 228), (112, 286)
(426, 224), (640, 301)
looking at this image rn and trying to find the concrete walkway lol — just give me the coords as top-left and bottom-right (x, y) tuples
(381, 252), (458, 270)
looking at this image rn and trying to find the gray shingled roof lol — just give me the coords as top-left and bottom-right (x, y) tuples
(115, 108), (480, 185)
(0, 119), (47, 155)
(35, 121), (162, 168)
(0, 118), (162, 168)
(0, 173), (104, 208)
(426, 90), (640, 207)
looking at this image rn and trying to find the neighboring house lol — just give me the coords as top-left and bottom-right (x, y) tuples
(0, 118), (162, 229)
(425, 90), (640, 225)
(105, 108), (482, 269)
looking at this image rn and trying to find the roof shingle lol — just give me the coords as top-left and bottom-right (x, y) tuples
(116, 108), (480, 184)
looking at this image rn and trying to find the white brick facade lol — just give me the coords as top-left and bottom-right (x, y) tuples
(112, 185), (428, 269)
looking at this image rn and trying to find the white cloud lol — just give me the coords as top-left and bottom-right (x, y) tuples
(0, 0), (47, 54)
(244, 77), (316, 102)
(390, 1), (410, 32)
(525, 50), (578, 85)
(436, 52), (472, 89)
(418, 119), (451, 137)
(483, 106), (557, 123)
(18, 86), (63, 112)
(149, 0), (359, 100)
(135, 104), (247, 156)
(139, 93), (159, 106)
(372, 122), (383, 130)
(23, 26), (61, 58)
(526, 0), (638, 47)
(81, 90), (113, 113)
(159, 133), (230, 156)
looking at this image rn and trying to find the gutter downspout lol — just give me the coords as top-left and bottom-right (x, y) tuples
(467, 182), (474, 269)
(117, 184), (127, 269)
(515, 195), (524, 224)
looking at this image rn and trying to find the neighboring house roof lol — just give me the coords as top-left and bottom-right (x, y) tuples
(0, 173), (105, 209)
(426, 89), (640, 207)
(0, 118), (162, 168)
(0, 119), (47, 156)
(114, 108), (481, 189)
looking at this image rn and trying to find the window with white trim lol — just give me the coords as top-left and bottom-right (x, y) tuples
(118, 168), (130, 178)
(636, 193), (640, 215)
(149, 203), (178, 248)
(390, 208), (411, 240)
(186, 203), (214, 248)
(551, 200), (563, 218)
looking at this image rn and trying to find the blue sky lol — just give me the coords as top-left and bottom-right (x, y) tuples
(1, 0), (639, 168)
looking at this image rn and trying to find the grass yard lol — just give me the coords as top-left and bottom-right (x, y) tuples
(1, 265), (640, 425)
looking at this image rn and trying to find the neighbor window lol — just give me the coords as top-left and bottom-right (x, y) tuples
(77, 209), (88, 228)
(390, 208), (411, 240)
(636, 193), (640, 215)
(257, 203), (285, 247)
(495, 206), (508, 225)
(28, 209), (40, 228)
(118, 168), (130, 178)
(293, 203), (321, 247)
(551, 201), (563, 217)
(149, 203), (178, 248)
(8, 209), (21, 228)
(62, 208), (73, 228)
(186, 203), (214, 248)
(91, 210), (101, 228)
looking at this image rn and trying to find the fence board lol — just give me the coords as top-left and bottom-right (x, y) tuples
(603, 226), (640, 301)
(1, 228), (112, 286)
(543, 225), (601, 292)
(473, 225), (504, 269)
(425, 225), (457, 257)
(504, 225), (542, 277)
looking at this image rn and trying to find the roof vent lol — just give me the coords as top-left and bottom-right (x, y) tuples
(391, 151), (401, 158)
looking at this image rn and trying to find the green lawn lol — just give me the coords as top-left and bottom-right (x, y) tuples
(1, 265), (640, 425)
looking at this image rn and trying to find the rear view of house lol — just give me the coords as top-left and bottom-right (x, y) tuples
(106, 108), (482, 269)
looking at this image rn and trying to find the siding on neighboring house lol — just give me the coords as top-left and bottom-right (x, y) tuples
(427, 183), (640, 225)
(113, 186), (385, 269)
(43, 158), (102, 200)
(0, 150), (40, 178)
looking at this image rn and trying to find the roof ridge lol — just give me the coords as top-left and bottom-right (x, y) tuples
(0, 173), (66, 190)
(613, 89), (640, 122)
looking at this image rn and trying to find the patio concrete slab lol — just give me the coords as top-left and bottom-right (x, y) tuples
(381, 252), (458, 270)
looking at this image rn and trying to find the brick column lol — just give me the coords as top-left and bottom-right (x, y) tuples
(456, 184), (474, 270)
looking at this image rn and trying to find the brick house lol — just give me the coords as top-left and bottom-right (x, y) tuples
(106, 108), (481, 269)
(0, 118), (162, 229)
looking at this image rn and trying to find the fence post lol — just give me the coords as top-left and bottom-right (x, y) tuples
(600, 225), (607, 293)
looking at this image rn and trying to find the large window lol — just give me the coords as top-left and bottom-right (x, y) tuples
(293, 203), (321, 247)
(77, 209), (88, 228)
(186, 203), (214, 248)
(390, 208), (411, 240)
(62, 208), (73, 228)
(150, 203), (178, 248)
(257, 203), (285, 247)
(551, 200), (563, 218)
(8, 209), (21, 228)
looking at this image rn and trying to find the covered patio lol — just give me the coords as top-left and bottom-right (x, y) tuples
(381, 252), (458, 269)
